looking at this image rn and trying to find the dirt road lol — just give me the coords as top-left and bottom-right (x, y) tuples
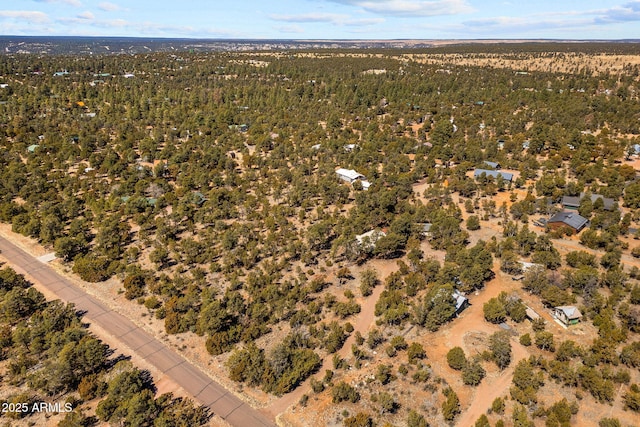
(455, 340), (529, 427)
(268, 259), (397, 421)
(0, 236), (275, 427)
(425, 260), (532, 427)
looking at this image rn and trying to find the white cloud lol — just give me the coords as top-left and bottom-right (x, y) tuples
(33, 0), (82, 6)
(454, 1), (640, 36)
(77, 11), (94, 20)
(270, 12), (347, 23)
(0, 10), (49, 24)
(275, 24), (305, 33)
(344, 17), (385, 26)
(98, 2), (121, 12)
(0, 21), (56, 35)
(96, 18), (128, 28)
(324, 0), (474, 17)
(69, 17), (236, 38)
(460, 15), (598, 35)
(594, 1), (640, 23)
(270, 12), (383, 27)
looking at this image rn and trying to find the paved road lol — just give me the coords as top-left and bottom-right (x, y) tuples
(0, 236), (275, 427)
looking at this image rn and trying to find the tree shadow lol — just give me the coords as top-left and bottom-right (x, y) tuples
(140, 369), (157, 394)
(105, 353), (131, 370)
(84, 415), (100, 426)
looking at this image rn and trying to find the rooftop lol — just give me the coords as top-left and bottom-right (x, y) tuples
(418, 223), (432, 233)
(483, 161), (500, 169)
(336, 168), (365, 181)
(562, 193), (615, 210)
(355, 229), (386, 248)
(452, 290), (468, 312)
(473, 168), (513, 181)
(548, 211), (589, 231)
(555, 305), (582, 319)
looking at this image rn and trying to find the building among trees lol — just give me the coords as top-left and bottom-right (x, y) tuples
(561, 193), (615, 211)
(355, 230), (386, 251)
(483, 160), (501, 169)
(473, 168), (513, 182)
(336, 168), (371, 190)
(452, 289), (469, 316)
(547, 211), (589, 233)
(553, 305), (582, 326)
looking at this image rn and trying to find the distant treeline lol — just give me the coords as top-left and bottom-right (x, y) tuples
(0, 36), (638, 56)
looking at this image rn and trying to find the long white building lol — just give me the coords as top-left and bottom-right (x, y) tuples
(336, 168), (365, 183)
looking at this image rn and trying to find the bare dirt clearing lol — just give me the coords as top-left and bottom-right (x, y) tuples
(286, 49), (640, 76)
(424, 265), (532, 424)
(400, 53), (640, 76)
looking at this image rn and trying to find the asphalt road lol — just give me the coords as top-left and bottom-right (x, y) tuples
(0, 236), (276, 427)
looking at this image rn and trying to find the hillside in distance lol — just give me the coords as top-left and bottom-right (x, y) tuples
(0, 36), (428, 54)
(1, 35), (640, 55)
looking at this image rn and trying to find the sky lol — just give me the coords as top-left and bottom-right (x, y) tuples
(0, 0), (639, 40)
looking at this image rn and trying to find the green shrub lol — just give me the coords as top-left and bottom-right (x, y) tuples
(72, 254), (111, 282)
(483, 297), (507, 323)
(332, 381), (360, 403)
(462, 361), (486, 386)
(446, 347), (467, 370)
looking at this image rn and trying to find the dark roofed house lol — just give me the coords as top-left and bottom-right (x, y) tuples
(228, 124), (249, 132)
(587, 193), (615, 211)
(473, 169), (513, 182)
(483, 161), (500, 169)
(547, 211), (589, 232)
(452, 290), (469, 316)
(554, 306), (582, 326)
(562, 193), (615, 211)
(561, 195), (581, 210)
(191, 192), (206, 206)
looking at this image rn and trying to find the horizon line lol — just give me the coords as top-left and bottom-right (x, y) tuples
(1, 35), (639, 43)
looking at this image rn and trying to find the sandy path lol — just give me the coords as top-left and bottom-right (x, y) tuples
(423, 262), (532, 426)
(269, 259), (397, 421)
(455, 341), (529, 427)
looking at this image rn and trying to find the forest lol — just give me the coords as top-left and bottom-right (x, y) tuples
(0, 43), (640, 426)
(0, 265), (210, 425)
